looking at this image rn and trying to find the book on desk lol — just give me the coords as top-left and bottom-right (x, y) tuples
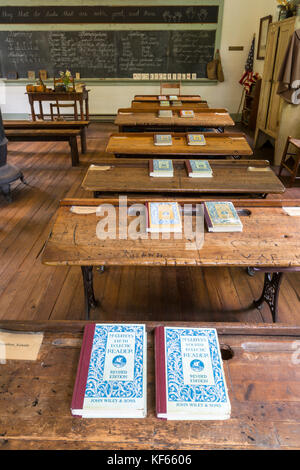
(185, 160), (213, 178)
(155, 326), (231, 420)
(159, 100), (170, 106)
(154, 134), (173, 146)
(180, 110), (195, 118)
(187, 134), (206, 146)
(71, 323), (147, 418)
(204, 201), (243, 232)
(158, 110), (173, 118)
(146, 202), (182, 233)
(149, 159), (174, 177)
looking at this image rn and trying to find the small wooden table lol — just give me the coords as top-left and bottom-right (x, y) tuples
(26, 90), (90, 121)
(42, 198), (300, 320)
(82, 159), (285, 199)
(1, 320), (300, 450)
(106, 132), (253, 159)
(115, 108), (234, 133)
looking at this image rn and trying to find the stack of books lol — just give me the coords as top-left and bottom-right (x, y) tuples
(155, 326), (231, 420)
(71, 323), (147, 418)
(171, 100), (182, 106)
(187, 134), (206, 146)
(149, 159), (174, 177)
(185, 160), (213, 178)
(154, 134), (173, 146)
(204, 201), (243, 232)
(158, 110), (173, 118)
(146, 202), (182, 233)
(180, 110), (195, 118)
(168, 95), (178, 100)
(158, 95), (167, 100)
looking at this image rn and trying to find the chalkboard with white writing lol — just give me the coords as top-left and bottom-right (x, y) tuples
(0, 30), (216, 79)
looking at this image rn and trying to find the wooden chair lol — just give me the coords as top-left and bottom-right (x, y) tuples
(160, 82), (181, 96)
(50, 77), (78, 121)
(278, 136), (300, 187)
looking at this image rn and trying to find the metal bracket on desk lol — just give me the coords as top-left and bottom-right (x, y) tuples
(253, 272), (283, 323)
(81, 266), (98, 320)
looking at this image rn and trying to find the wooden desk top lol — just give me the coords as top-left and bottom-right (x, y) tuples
(26, 90), (89, 100)
(81, 159), (285, 196)
(106, 132), (253, 157)
(132, 101), (209, 109)
(134, 95), (202, 102)
(1, 320), (300, 450)
(3, 120), (90, 128)
(115, 108), (235, 128)
(41, 198), (300, 268)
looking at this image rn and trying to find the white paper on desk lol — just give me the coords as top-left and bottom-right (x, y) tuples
(283, 207), (300, 216)
(0, 330), (43, 362)
(70, 206), (98, 214)
(247, 166), (271, 172)
(89, 164), (111, 171)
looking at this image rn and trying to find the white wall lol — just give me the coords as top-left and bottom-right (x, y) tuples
(1, 0), (279, 117)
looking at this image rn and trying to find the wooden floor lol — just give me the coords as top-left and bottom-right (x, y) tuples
(1, 122), (299, 323)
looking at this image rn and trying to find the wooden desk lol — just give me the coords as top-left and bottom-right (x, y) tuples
(132, 101), (209, 109)
(4, 119), (90, 154)
(134, 94), (203, 102)
(82, 159), (285, 199)
(42, 198), (300, 319)
(106, 132), (253, 159)
(115, 108), (234, 132)
(26, 90), (89, 121)
(1, 320), (300, 450)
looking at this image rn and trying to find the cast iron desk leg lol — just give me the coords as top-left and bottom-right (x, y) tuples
(253, 272), (283, 323)
(81, 266), (98, 320)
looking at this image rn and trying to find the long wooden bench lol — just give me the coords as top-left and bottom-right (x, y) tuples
(4, 120), (89, 154)
(5, 129), (81, 166)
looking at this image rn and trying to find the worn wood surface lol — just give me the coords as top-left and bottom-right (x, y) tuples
(115, 108), (234, 129)
(132, 101), (209, 109)
(0, 321), (300, 450)
(3, 120), (90, 129)
(106, 132), (253, 158)
(41, 197), (300, 268)
(81, 159), (285, 195)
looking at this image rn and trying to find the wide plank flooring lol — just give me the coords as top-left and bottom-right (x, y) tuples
(0, 123), (299, 323)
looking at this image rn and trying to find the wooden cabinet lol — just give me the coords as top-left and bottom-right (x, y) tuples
(254, 17), (300, 161)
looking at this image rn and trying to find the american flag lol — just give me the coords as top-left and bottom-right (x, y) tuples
(239, 36), (259, 94)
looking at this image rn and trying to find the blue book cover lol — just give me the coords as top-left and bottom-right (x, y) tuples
(72, 323), (147, 418)
(186, 160), (212, 177)
(147, 202), (182, 233)
(163, 327), (231, 420)
(204, 201), (243, 232)
(150, 159), (174, 176)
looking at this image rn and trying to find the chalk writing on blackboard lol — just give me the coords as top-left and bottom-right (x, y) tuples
(0, 30), (216, 79)
(0, 6), (219, 24)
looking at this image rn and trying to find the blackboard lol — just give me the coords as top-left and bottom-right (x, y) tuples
(0, 5), (219, 24)
(0, 30), (216, 79)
